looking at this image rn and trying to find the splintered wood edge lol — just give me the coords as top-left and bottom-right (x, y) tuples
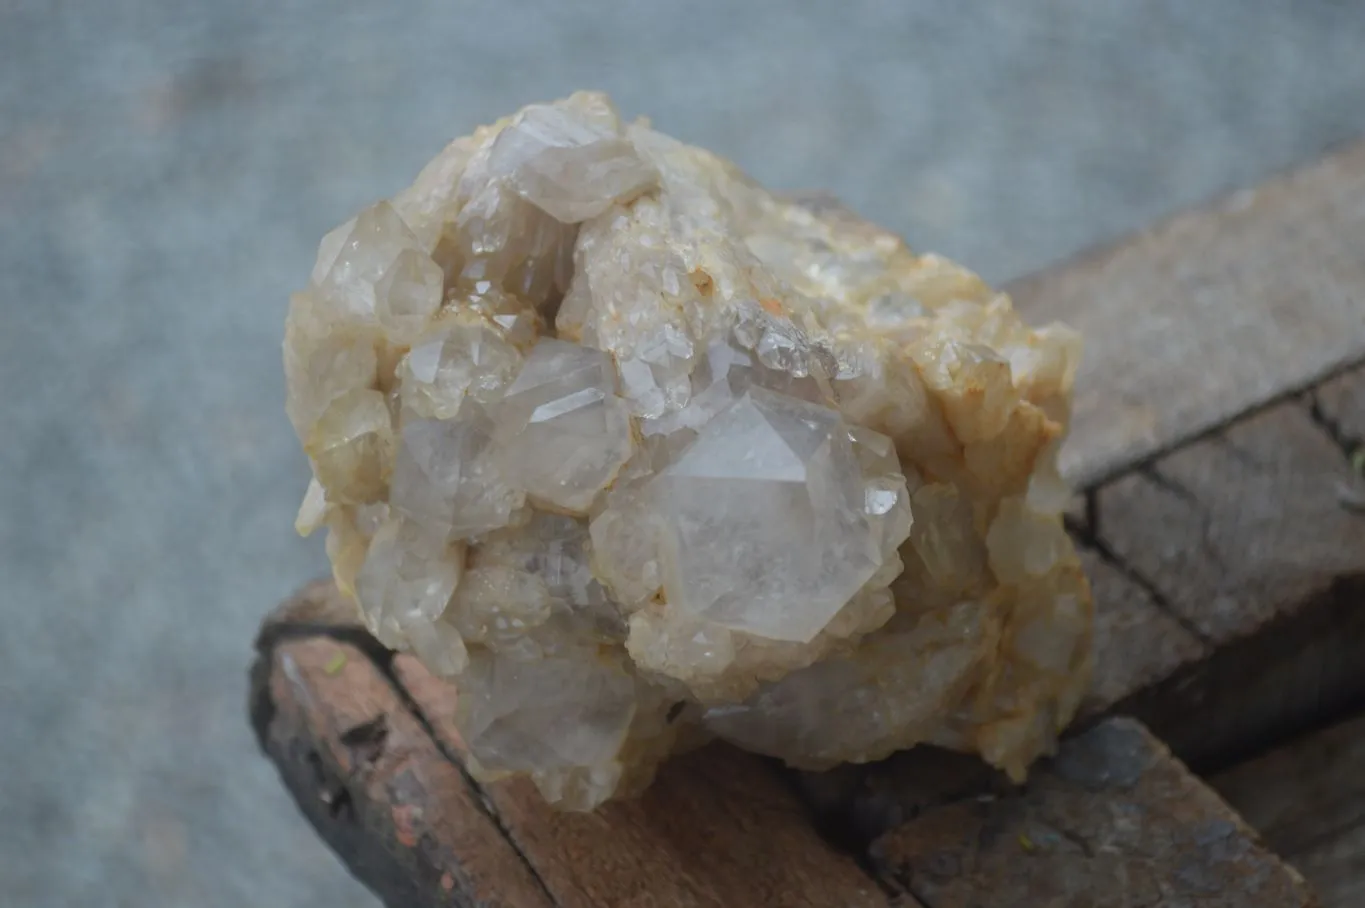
(251, 583), (908, 908)
(1008, 137), (1365, 490)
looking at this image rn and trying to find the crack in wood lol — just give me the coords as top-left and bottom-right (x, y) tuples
(1135, 465), (1229, 574)
(1065, 500), (1213, 649)
(1306, 388), (1362, 459)
(1137, 464), (1201, 509)
(1043, 819), (1095, 859)
(1084, 487), (1101, 540)
(1073, 352), (1365, 491)
(253, 621), (564, 908)
(1208, 432), (1271, 471)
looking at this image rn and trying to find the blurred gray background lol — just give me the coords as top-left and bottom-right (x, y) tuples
(3, 1), (1365, 905)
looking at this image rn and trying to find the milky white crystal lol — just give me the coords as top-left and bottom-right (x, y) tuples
(284, 92), (1093, 811)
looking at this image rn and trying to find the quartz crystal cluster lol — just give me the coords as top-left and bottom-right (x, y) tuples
(285, 92), (1093, 811)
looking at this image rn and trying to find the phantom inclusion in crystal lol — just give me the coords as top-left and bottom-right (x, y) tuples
(285, 92), (1093, 810)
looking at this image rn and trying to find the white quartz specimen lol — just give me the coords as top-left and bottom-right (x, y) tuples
(285, 92), (1093, 810)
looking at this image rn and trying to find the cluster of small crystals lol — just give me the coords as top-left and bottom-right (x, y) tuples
(285, 92), (1093, 810)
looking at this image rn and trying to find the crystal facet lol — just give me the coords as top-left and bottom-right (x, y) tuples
(493, 339), (633, 513)
(284, 92), (1092, 810)
(647, 388), (886, 643)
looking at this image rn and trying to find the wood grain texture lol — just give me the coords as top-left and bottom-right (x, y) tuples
(254, 587), (908, 908)
(1094, 400), (1365, 767)
(1213, 714), (1365, 908)
(1074, 545), (1207, 720)
(393, 654), (903, 908)
(1009, 139), (1365, 489)
(250, 585), (555, 908)
(1099, 403), (1365, 642)
(871, 719), (1317, 908)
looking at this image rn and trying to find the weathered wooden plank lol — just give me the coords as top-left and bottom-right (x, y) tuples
(254, 585), (908, 908)
(250, 584), (556, 908)
(1095, 400), (1365, 767)
(1212, 712), (1365, 908)
(1100, 403), (1362, 641)
(870, 718), (1317, 907)
(390, 653), (902, 908)
(1009, 139), (1365, 489)
(256, 588), (1327, 908)
(1074, 545), (1207, 720)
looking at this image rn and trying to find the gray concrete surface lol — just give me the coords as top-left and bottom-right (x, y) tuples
(3, 1), (1364, 905)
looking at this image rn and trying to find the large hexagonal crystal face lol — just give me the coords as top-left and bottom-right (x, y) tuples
(650, 388), (882, 643)
(285, 92), (1092, 811)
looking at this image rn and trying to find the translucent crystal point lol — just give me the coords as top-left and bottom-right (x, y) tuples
(312, 201), (429, 325)
(487, 94), (659, 223)
(398, 316), (523, 420)
(304, 388), (393, 504)
(354, 516), (464, 634)
(494, 339), (632, 512)
(390, 410), (523, 539)
(457, 648), (637, 779)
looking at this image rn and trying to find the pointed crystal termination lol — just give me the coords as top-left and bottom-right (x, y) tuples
(487, 96), (660, 223)
(493, 338), (633, 513)
(390, 411), (523, 539)
(284, 92), (1091, 810)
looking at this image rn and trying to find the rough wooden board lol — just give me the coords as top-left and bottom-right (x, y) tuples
(250, 586), (555, 908)
(1212, 713), (1365, 908)
(392, 653), (903, 908)
(1074, 545), (1207, 720)
(1099, 403), (1365, 641)
(1094, 400), (1365, 766)
(1116, 584), (1365, 774)
(870, 718), (1317, 908)
(254, 587), (909, 908)
(1007, 139), (1365, 489)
